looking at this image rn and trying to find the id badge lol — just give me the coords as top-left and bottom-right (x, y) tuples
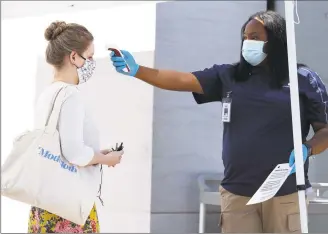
(222, 92), (232, 123)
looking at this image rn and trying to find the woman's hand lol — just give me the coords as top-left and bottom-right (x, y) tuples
(110, 50), (139, 77)
(288, 144), (308, 174)
(104, 150), (124, 167)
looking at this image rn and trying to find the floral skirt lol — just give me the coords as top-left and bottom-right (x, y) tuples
(28, 204), (100, 233)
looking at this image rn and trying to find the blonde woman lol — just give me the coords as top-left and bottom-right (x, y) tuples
(28, 21), (123, 233)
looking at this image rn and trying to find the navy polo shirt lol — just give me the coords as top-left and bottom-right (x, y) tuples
(192, 64), (328, 197)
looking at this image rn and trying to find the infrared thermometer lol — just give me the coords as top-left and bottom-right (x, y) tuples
(106, 44), (130, 73)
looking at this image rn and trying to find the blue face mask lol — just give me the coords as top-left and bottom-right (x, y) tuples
(242, 40), (267, 66)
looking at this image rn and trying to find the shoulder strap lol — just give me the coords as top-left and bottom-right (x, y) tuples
(45, 85), (73, 133)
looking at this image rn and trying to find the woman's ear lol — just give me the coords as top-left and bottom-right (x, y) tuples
(69, 51), (77, 65)
(263, 41), (269, 54)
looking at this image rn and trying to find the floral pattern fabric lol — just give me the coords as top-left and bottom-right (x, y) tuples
(28, 204), (100, 233)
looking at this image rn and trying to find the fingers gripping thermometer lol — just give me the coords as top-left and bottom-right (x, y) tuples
(106, 45), (130, 73)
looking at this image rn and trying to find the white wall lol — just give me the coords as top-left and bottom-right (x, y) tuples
(1, 2), (157, 233)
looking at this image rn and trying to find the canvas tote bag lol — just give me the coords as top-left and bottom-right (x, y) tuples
(1, 86), (100, 225)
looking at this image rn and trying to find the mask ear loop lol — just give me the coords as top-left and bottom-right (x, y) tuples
(72, 53), (87, 68)
(293, 0), (300, 24)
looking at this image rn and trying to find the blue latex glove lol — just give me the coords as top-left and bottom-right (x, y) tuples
(110, 50), (140, 77)
(289, 144), (309, 174)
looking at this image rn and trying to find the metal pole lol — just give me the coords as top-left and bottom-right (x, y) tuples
(199, 202), (206, 233)
(284, 1), (309, 232)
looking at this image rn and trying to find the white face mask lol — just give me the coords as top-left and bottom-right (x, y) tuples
(242, 40), (267, 66)
(76, 58), (96, 84)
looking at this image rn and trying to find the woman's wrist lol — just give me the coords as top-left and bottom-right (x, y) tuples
(86, 152), (108, 165)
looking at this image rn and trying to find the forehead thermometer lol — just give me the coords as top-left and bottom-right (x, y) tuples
(106, 44), (130, 73)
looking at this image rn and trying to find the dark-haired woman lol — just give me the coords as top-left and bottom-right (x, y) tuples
(109, 11), (328, 233)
